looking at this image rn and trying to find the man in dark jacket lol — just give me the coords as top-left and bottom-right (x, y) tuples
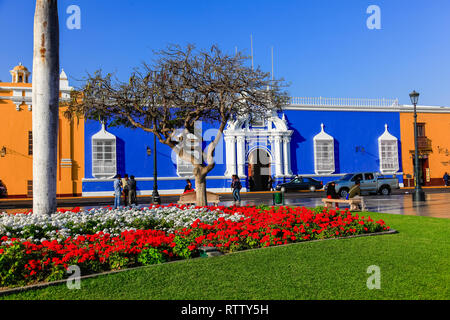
(128, 175), (137, 206)
(326, 182), (339, 199)
(444, 172), (449, 187)
(267, 176), (274, 191)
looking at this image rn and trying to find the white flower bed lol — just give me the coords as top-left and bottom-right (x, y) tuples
(0, 205), (244, 243)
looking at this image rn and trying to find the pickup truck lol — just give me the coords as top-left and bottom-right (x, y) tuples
(326, 172), (399, 198)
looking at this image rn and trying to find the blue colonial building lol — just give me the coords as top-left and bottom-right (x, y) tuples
(81, 97), (405, 196)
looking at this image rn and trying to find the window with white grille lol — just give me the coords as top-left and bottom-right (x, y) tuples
(92, 140), (117, 179)
(313, 124), (335, 175)
(380, 141), (398, 171)
(314, 140), (335, 174)
(91, 124), (117, 179)
(378, 124), (399, 174)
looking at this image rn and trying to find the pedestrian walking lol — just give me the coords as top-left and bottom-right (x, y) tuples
(443, 172), (449, 186)
(267, 175), (274, 191)
(231, 174), (242, 206)
(122, 174), (130, 206)
(113, 174), (122, 209)
(128, 175), (137, 206)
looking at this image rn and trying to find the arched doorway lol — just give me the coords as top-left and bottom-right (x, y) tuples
(248, 149), (271, 191)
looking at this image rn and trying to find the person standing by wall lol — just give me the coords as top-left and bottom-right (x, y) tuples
(113, 174), (122, 209)
(128, 175), (137, 206)
(444, 172), (449, 186)
(122, 174), (130, 206)
(231, 175), (242, 206)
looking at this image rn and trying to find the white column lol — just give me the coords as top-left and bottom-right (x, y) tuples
(224, 135), (236, 177)
(273, 136), (283, 177)
(236, 136), (246, 178)
(283, 137), (292, 176)
(32, 0), (60, 215)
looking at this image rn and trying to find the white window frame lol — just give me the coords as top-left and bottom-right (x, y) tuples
(378, 125), (399, 174)
(313, 124), (335, 175)
(314, 140), (335, 174)
(91, 124), (117, 179)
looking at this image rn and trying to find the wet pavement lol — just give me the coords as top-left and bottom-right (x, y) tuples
(221, 193), (450, 219)
(1, 190), (449, 219)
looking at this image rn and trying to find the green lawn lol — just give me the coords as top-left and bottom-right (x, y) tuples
(1, 212), (449, 300)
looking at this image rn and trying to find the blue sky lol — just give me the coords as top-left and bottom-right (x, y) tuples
(1, 0), (449, 106)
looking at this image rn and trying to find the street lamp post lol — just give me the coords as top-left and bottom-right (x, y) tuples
(409, 90), (426, 202)
(148, 134), (161, 205)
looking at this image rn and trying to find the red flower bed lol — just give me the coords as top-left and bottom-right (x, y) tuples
(181, 206), (389, 251)
(0, 206), (389, 287)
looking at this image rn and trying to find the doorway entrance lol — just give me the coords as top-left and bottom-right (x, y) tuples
(412, 155), (430, 186)
(248, 149), (271, 191)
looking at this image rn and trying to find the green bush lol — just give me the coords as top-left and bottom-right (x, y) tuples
(172, 235), (195, 259)
(0, 242), (28, 287)
(138, 247), (167, 265)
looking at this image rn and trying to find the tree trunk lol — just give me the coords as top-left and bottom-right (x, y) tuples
(32, 0), (59, 215)
(195, 174), (208, 207)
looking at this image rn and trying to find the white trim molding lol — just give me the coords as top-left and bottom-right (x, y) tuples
(0, 69), (73, 111)
(285, 97), (450, 113)
(223, 111), (293, 178)
(82, 187), (247, 197)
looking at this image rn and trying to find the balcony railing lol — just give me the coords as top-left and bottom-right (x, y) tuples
(290, 97), (400, 108)
(417, 136), (433, 152)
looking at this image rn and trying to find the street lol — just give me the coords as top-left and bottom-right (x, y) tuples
(1, 188), (449, 219)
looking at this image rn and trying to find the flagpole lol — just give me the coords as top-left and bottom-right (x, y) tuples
(271, 46), (274, 82)
(251, 34), (254, 70)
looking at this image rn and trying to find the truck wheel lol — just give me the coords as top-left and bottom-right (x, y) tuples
(339, 188), (349, 198)
(379, 186), (391, 196)
(309, 186), (316, 192)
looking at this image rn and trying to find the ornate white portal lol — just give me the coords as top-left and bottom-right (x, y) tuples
(223, 111), (293, 178)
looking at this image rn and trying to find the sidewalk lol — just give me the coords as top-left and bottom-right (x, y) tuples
(0, 187), (448, 210)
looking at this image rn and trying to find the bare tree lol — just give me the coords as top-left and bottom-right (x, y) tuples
(32, 0), (60, 215)
(65, 44), (289, 206)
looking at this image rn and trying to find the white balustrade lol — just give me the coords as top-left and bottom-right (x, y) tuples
(290, 97), (399, 108)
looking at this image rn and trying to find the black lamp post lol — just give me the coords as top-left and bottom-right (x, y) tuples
(147, 135), (161, 205)
(409, 90), (426, 202)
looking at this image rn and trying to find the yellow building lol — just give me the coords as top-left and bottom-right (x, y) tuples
(0, 63), (84, 198)
(400, 109), (450, 187)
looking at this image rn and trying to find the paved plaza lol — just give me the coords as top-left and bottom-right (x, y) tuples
(1, 189), (449, 219)
(221, 192), (450, 219)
